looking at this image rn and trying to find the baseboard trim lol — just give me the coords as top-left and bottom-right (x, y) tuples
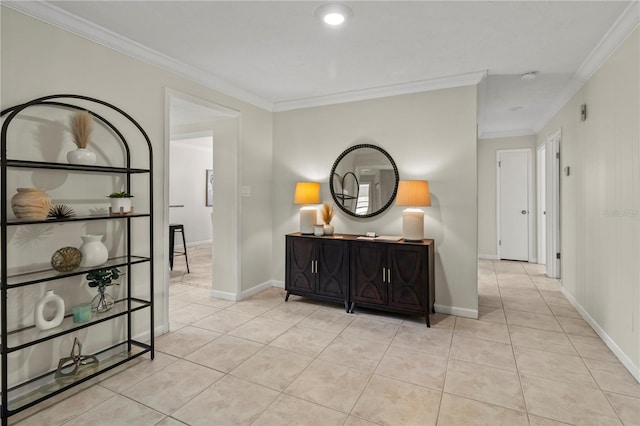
(210, 289), (238, 302)
(479, 254), (499, 260)
(271, 280), (285, 289)
(239, 280), (278, 300)
(136, 325), (167, 341)
(434, 304), (478, 319)
(560, 287), (640, 382)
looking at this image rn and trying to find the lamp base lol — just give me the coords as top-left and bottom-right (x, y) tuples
(300, 207), (317, 234)
(402, 208), (424, 241)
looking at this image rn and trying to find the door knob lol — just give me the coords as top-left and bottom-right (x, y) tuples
(521, 210), (527, 214)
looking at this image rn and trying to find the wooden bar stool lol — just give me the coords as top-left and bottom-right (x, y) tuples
(169, 224), (190, 273)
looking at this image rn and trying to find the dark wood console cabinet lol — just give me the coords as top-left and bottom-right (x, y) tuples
(285, 234), (350, 311)
(285, 233), (435, 326)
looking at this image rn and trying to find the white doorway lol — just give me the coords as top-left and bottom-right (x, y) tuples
(537, 144), (546, 265)
(496, 149), (533, 261)
(164, 89), (241, 333)
(545, 130), (562, 278)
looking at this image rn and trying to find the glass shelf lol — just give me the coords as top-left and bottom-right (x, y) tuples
(6, 213), (150, 226)
(5, 298), (151, 352)
(4, 256), (151, 288)
(5, 341), (151, 413)
(5, 159), (150, 174)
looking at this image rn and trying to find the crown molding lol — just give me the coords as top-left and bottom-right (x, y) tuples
(478, 128), (536, 140)
(533, 1), (639, 133)
(3, 0), (274, 111)
(273, 70), (488, 112)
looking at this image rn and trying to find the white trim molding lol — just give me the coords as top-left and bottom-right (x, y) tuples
(3, 0), (273, 111)
(561, 288), (640, 382)
(239, 280), (280, 300)
(434, 304), (478, 319)
(210, 289), (238, 302)
(479, 254), (499, 260)
(271, 280), (285, 289)
(273, 71), (488, 112)
(478, 128), (536, 140)
(533, 2), (640, 133)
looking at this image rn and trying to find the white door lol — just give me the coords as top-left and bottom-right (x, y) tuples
(537, 145), (546, 264)
(498, 150), (531, 261)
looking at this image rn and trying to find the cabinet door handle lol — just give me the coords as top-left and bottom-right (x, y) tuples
(382, 267), (386, 283)
(388, 269), (391, 284)
(313, 260), (317, 274)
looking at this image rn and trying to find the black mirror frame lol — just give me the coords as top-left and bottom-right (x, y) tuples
(329, 144), (399, 218)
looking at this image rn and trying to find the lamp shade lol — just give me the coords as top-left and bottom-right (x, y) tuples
(294, 182), (320, 204)
(396, 180), (431, 207)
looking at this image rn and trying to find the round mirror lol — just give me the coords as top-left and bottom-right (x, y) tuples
(330, 144), (399, 218)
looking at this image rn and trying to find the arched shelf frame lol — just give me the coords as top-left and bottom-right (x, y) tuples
(0, 94), (154, 425)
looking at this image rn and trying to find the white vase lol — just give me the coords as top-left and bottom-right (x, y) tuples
(323, 224), (334, 235)
(34, 290), (65, 331)
(110, 198), (132, 214)
(67, 148), (97, 165)
(79, 234), (108, 267)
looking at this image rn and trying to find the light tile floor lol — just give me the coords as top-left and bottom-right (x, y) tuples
(14, 260), (640, 425)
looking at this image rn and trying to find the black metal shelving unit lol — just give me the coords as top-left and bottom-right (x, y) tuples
(0, 94), (154, 425)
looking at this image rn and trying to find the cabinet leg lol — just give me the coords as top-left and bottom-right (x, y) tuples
(285, 291), (290, 302)
(425, 312), (431, 327)
(349, 302), (355, 313)
(344, 300), (349, 313)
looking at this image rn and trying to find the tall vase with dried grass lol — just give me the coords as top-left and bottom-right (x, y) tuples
(321, 202), (334, 235)
(66, 110), (97, 165)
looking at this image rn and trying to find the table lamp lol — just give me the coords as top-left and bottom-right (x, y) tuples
(294, 182), (320, 234)
(395, 180), (431, 241)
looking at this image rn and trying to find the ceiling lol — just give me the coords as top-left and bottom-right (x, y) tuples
(6, 1), (638, 138)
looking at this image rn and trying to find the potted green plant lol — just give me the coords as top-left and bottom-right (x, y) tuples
(108, 191), (134, 215)
(86, 267), (120, 313)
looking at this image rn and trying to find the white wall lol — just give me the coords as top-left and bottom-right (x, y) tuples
(169, 137), (213, 246)
(273, 87), (479, 317)
(1, 6), (274, 352)
(537, 27), (639, 378)
(477, 135), (537, 259)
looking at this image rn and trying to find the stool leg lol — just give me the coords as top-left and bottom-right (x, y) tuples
(180, 228), (190, 273)
(169, 228), (175, 271)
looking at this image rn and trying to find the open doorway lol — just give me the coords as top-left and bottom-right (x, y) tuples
(537, 144), (546, 265)
(164, 89), (241, 332)
(168, 133), (214, 287)
(545, 129), (562, 279)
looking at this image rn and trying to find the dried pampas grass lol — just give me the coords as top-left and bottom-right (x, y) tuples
(70, 110), (92, 149)
(321, 202), (334, 225)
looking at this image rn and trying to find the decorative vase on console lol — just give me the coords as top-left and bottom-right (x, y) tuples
(67, 110), (97, 165)
(322, 202), (335, 235)
(11, 188), (51, 221)
(79, 234), (108, 267)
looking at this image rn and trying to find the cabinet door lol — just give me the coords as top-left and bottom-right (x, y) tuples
(316, 239), (349, 299)
(388, 245), (427, 311)
(350, 241), (386, 305)
(286, 237), (315, 293)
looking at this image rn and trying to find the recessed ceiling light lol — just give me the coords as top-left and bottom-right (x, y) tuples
(521, 71), (538, 81)
(315, 3), (353, 26)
